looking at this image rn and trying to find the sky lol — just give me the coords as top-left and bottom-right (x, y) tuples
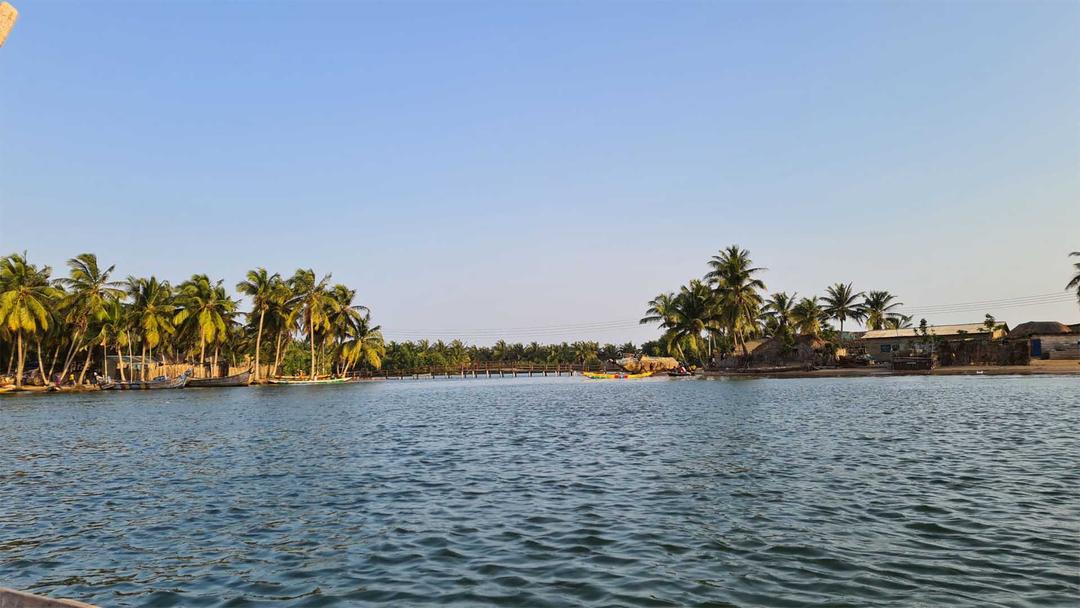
(1, 1), (1078, 345)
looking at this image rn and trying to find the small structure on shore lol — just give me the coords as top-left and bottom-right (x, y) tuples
(616, 355), (679, 373)
(715, 335), (832, 369)
(1008, 322), (1078, 360)
(859, 323), (1006, 362)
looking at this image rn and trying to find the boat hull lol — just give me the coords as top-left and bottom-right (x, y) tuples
(583, 372), (652, 380)
(100, 371), (191, 390)
(187, 370), (252, 388)
(267, 377), (349, 386)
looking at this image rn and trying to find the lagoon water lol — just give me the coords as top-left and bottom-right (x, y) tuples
(1, 376), (1078, 607)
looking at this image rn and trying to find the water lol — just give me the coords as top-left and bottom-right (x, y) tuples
(2, 376), (1078, 607)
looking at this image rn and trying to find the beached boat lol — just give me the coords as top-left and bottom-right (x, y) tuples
(583, 371), (652, 380)
(666, 370), (694, 377)
(187, 369), (252, 388)
(267, 376), (350, 386)
(100, 370), (191, 390)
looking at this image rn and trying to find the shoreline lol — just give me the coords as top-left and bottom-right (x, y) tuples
(703, 360), (1080, 379)
(2, 360), (1077, 394)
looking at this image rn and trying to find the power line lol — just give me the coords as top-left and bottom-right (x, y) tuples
(378, 291), (1075, 339)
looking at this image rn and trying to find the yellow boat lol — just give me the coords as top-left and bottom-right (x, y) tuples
(583, 371), (652, 380)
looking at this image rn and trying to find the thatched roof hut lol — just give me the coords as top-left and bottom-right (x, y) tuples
(616, 355), (679, 373)
(1008, 322), (1072, 340)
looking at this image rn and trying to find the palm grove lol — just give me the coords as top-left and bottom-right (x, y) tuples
(642, 246), (1080, 367)
(641, 245), (917, 366)
(0, 252), (384, 388)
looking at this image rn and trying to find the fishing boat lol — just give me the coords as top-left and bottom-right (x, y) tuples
(267, 376), (350, 386)
(583, 371), (652, 380)
(666, 370), (694, 377)
(100, 370), (191, 390)
(187, 369), (252, 388)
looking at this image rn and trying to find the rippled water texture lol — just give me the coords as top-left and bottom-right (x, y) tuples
(2, 376), (1078, 607)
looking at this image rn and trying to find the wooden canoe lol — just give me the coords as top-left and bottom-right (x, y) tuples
(100, 370), (191, 390)
(267, 376), (349, 386)
(583, 371), (652, 380)
(187, 370), (252, 388)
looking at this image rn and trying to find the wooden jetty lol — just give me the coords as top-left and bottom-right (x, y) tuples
(345, 362), (603, 381)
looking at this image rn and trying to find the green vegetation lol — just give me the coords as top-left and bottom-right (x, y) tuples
(0, 252), (384, 386)
(642, 245), (910, 364)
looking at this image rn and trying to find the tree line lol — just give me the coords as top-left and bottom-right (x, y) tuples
(640, 245), (912, 366)
(0, 252), (383, 388)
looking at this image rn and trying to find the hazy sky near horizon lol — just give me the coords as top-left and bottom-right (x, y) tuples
(2, 1), (1078, 345)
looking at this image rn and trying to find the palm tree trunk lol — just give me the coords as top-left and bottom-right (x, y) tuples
(14, 332), (25, 388)
(7, 343), (15, 375)
(254, 309), (265, 381)
(36, 339), (48, 385)
(101, 341), (108, 382)
(213, 343), (219, 377)
(200, 336), (206, 368)
(116, 343), (126, 382)
(309, 317), (316, 380)
(141, 343), (147, 381)
(48, 340), (62, 379)
(58, 329), (84, 384)
(77, 345), (94, 385)
(272, 331), (284, 378)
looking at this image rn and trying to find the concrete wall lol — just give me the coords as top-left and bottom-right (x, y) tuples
(1032, 334), (1080, 359)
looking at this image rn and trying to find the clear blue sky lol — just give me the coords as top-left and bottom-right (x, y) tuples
(2, 1), (1077, 344)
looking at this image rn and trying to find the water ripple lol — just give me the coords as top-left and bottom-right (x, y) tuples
(1, 376), (1078, 606)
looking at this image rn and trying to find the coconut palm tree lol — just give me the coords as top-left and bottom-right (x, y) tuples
(0, 253), (58, 387)
(762, 291), (798, 338)
(1068, 251), (1080, 303)
(174, 274), (232, 370)
(822, 282), (865, 340)
(706, 245), (766, 359)
(236, 268), (281, 382)
(288, 269), (334, 379)
(640, 292), (676, 326)
(862, 290), (903, 331)
(792, 296), (826, 337)
(57, 253), (124, 385)
(884, 314), (913, 330)
(127, 276), (176, 380)
(338, 311), (385, 374)
(95, 298), (129, 382)
(655, 280), (720, 365)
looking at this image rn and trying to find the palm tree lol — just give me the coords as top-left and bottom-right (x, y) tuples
(127, 276), (176, 380)
(0, 253), (58, 387)
(236, 268), (281, 382)
(640, 292), (676, 326)
(656, 280), (719, 365)
(1068, 252), (1080, 303)
(95, 299), (129, 382)
(289, 269), (334, 379)
(822, 282), (865, 340)
(884, 314), (913, 330)
(57, 253), (124, 384)
(266, 279), (297, 378)
(338, 311), (385, 374)
(762, 291), (797, 338)
(174, 274), (232, 370)
(706, 245), (766, 359)
(862, 290), (903, 331)
(792, 296), (826, 337)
